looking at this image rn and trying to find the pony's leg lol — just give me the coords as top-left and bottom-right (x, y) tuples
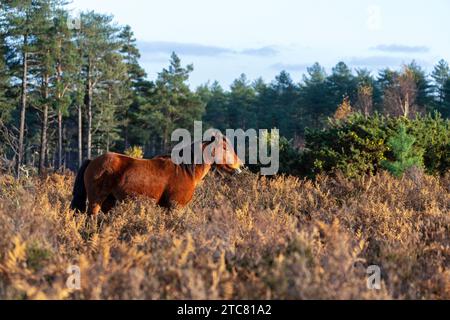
(87, 202), (102, 216)
(101, 194), (117, 213)
(86, 181), (111, 215)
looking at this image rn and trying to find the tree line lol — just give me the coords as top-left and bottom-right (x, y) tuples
(1, 1), (450, 176)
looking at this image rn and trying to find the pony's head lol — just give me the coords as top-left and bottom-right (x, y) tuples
(204, 133), (243, 175)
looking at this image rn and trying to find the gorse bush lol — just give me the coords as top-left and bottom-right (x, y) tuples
(247, 133), (301, 176)
(299, 113), (450, 178)
(124, 146), (144, 159)
(381, 124), (423, 177)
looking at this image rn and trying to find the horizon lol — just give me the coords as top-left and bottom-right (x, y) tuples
(68, 0), (450, 88)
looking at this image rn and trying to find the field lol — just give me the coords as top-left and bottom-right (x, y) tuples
(0, 170), (449, 300)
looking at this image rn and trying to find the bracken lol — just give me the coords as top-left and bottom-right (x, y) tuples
(0, 170), (448, 300)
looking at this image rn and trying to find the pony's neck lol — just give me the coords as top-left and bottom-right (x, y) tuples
(192, 163), (212, 184)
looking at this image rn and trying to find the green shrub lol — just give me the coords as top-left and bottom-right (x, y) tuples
(248, 133), (301, 175)
(299, 113), (450, 178)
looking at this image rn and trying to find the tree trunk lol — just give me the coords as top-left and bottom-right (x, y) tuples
(57, 110), (63, 170)
(39, 74), (49, 175)
(56, 62), (64, 170)
(78, 105), (83, 167)
(17, 37), (28, 178)
(124, 114), (129, 150)
(404, 94), (410, 118)
(86, 62), (93, 159)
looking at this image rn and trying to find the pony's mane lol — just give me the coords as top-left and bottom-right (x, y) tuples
(153, 139), (218, 176)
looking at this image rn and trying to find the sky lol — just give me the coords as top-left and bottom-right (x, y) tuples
(69, 0), (450, 88)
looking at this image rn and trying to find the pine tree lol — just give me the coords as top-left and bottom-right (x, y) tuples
(381, 124), (423, 177)
(0, 32), (11, 121)
(299, 62), (330, 128)
(253, 77), (275, 131)
(94, 50), (127, 153)
(199, 81), (229, 131)
(327, 62), (357, 108)
(442, 78), (450, 118)
(407, 61), (432, 109)
(33, 0), (55, 174)
(137, 53), (204, 153)
(2, 0), (42, 176)
(117, 25), (147, 149)
(52, 6), (79, 170)
(431, 60), (449, 103)
(79, 11), (121, 159)
(228, 74), (256, 130)
(270, 71), (298, 138)
(431, 59), (450, 117)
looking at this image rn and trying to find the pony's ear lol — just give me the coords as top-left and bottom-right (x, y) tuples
(210, 130), (223, 142)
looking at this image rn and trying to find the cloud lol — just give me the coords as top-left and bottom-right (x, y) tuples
(271, 62), (310, 71)
(138, 41), (232, 57)
(137, 41), (279, 58)
(370, 44), (430, 53)
(240, 46), (278, 57)
(348, 56), (430, 68)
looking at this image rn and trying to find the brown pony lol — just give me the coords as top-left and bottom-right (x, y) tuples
(70, 135), (243, 215)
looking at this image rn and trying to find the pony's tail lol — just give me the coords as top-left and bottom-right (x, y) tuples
(70, 160), (91, 212)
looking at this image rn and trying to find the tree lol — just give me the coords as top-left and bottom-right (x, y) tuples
(381, 124), (423, 177)
(299, 62), (331, 128)
(327, 62), (357, 107)
(79, 11), (121, 159)
(407, 61), (433, 109)
(253, 77), (275, 131)
(0, 28), (14, 164)
(33, 0), (55, 174)
(93, 50), (127, 153)
(355, 68), (381, 114)
(431, 59), (450, 117)
(117, 25), (147, 149)
(0, 32), (11, 121)
(334, 96), (353, 120)
(442, 78), (450, 118)
(52, 7), (79, 170)
(228, 74), (256, 129)
(270, 71), (298, 138)
(137, 53), (204, 153)
(2, 0), (42, 176)
(431, 60), (449, 103)
(200, 81), (229, 131)
(383, 67), (420, 118)
(355, 84), (373, 116)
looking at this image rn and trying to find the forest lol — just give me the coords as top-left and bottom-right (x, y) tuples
(1, 1), (450, 177)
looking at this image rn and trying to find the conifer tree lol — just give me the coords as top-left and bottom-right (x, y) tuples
(2, 0), (41, 176)
(381, 124), (424, 177)
(137, 53), (204, 153)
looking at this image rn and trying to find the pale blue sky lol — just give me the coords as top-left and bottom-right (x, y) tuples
(69, 0), (450, 87)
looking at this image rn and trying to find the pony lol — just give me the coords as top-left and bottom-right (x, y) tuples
(70, 134), (243, 215)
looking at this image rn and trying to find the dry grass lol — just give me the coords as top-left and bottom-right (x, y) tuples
(0, 169), (448, 300)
